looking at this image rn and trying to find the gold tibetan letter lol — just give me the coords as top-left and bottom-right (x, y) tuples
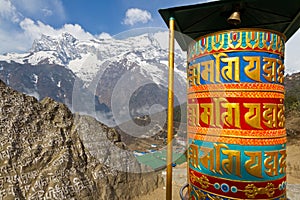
(214, 98), (228, 128)
(214, 53), (228, 83)
(200, 103), (215, 126)
(244, 103), (262, 129)
(221, 57), (240, 82)
(214, 143), (228, 175)
(213, 98), (241, 128)
(222, 149), (241, 177)
(245, 151), (263, 178)
(200, 147), (214, 172)
(263, 103), (278, 128)
(200, 60), (215, 83)
(221, 102), (241, 128)
(277, 59), (284, 84)
(264, 151), (279, 177)
(279, 149), (286, 174)
(278, 103), (285, 128)
(263, 57), (277, 83)
(189, 143), (200, 169)
(188, 101), (200, 127)
(188, 63), (200, 86)
(244, 56), (261, 82)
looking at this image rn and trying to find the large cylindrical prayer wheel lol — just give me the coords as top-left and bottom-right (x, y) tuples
(187, 29), (286, 199)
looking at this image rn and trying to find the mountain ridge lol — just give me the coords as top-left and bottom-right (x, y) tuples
(0, 31), (187, 125)
(1, 31), (299, 128)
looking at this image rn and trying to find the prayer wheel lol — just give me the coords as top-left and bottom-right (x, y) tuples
(187, 29), (287, 199)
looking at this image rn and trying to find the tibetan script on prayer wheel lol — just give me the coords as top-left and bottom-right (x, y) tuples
(187, 29), (287, 200)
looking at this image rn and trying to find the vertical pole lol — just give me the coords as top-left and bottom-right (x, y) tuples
(166, 17), (175, 200)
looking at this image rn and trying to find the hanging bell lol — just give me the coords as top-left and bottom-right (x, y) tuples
(227, 11), (241, 25)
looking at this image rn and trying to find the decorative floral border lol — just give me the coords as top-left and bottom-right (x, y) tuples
(188, 29), (285, 62)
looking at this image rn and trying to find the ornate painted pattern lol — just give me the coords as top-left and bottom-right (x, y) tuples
(188, 141), (286, 181)
(188, 127), (286, 139)
(187, 97), (285, 130)
(187, 29), (287, 199)
(188, 28), (285, 62)
(189, 169), (286, 199)
(188, 133), (286, 146)
(187, 51), (284, 85)
(188, 91), (284, 99)
(188, 83), (284, 94)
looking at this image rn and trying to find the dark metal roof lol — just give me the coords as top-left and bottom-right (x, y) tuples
(159, 0), (300, 50)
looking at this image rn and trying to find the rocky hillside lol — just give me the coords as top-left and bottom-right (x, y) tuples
(285, 72), (300, 110)
(0, 79), (162, 199)
(0, 61), (110, 113)
(285, 72), (300, 137)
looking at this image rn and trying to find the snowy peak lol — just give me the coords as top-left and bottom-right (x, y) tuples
(31, 32), (78, 52)
(124, 34), (161, 49)
(31, 34), (57, 52)
(30, 33), (80, 64)
(0, 31), (187, 123)
(0, 31), (186, 84)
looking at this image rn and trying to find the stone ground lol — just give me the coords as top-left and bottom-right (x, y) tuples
(133, 163), (187, 200)
(135, 141), (300, 200)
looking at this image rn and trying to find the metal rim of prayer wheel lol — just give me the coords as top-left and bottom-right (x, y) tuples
(179, 183), (189, 200)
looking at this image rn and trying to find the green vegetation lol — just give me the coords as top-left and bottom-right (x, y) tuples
(136, 150), (186, 170)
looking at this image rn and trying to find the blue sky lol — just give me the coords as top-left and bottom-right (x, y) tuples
(37, 0), (212, 34)
(0, 0), (210, 38)
(0, 0), (299, 72)
(0, 0), (210, 52)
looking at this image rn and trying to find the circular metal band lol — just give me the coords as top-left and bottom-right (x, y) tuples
(188, 91), (284, 99)
(188, 127), (286, 139)
(188, 83), (285, 94)
(188, 133), (286, 145)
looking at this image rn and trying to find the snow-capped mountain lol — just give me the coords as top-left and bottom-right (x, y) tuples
(0, 32), (186, 83)
(0, 32), (187, 125)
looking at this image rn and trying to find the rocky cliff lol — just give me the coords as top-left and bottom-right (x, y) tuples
(0, 79), (163, 199)
(285, 72), (300, 137)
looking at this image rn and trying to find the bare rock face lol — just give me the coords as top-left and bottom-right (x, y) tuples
(74, 115), (148, 173)
(0, 80), (163, 199)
